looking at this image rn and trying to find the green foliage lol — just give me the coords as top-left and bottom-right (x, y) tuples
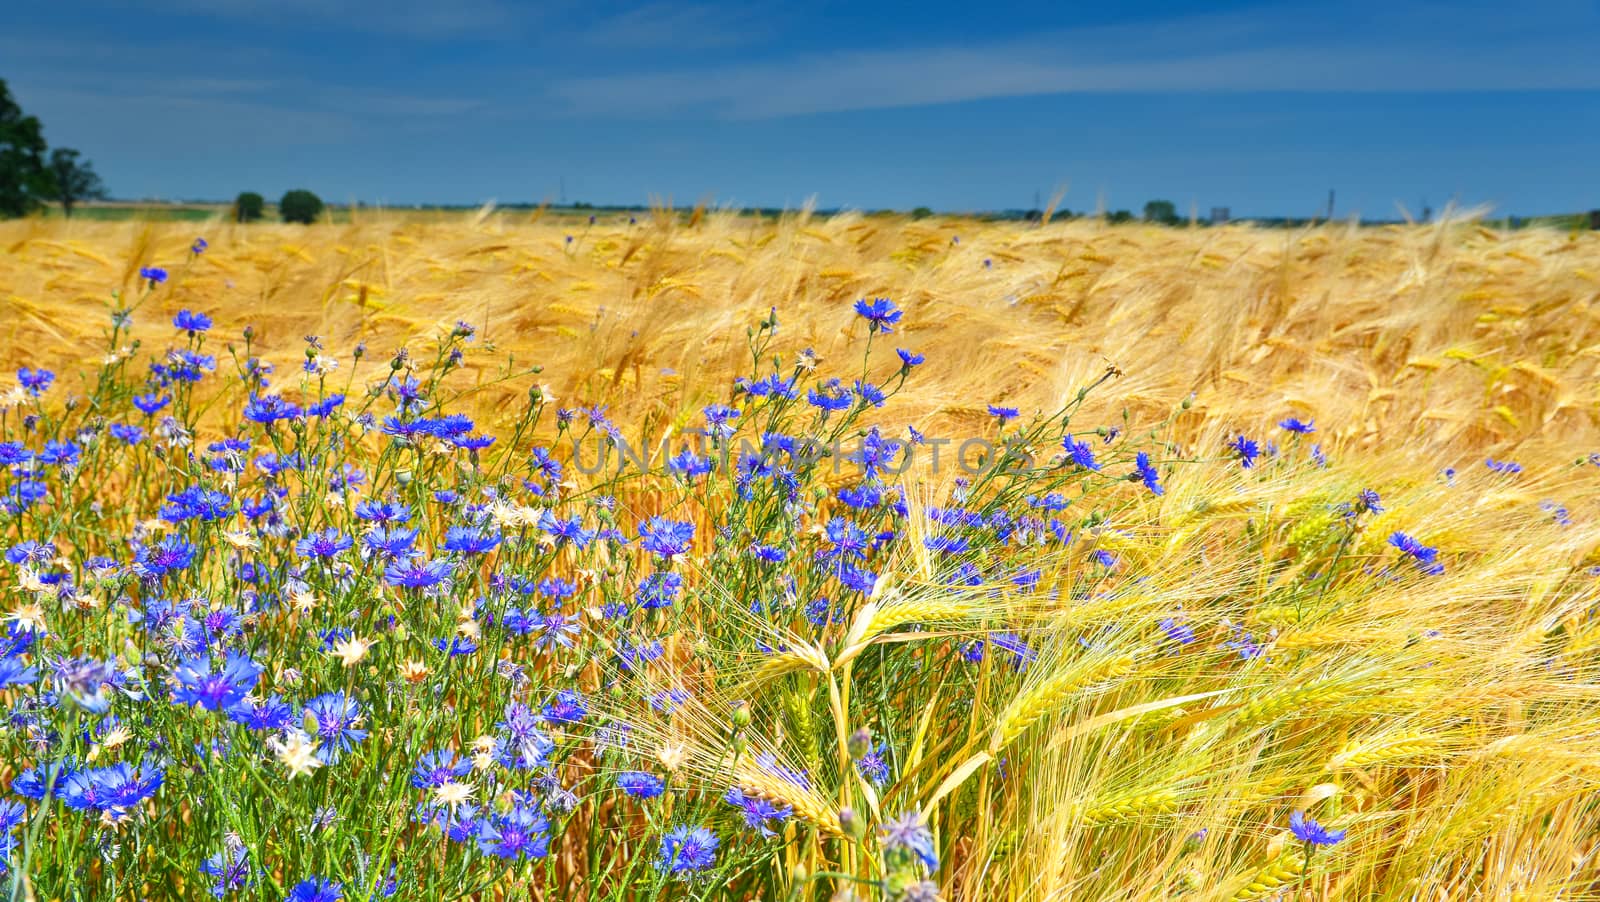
(0, 79), (51, 218)
(235, 191), (265, 223)
(910, 206), (934, 220)
(1107, 209), (1135, 224)
(45, 148), (107, 218)
(280, 188), (324, 224)
(1143, 199), (1179, 225)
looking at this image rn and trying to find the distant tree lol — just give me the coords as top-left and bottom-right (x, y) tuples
(45, 148), (107, 217)
(1107, 209), (1134, 224)
(1143, 199), (1179, 225)
(235, 191), (265, 223)
(910, 206), (934, 220)
(0, 79), (50, 218)
(279, 189), (324, 224)
(233, 191), (265, 222)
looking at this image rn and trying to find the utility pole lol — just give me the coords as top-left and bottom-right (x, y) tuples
(1327, 189), (1335, 220)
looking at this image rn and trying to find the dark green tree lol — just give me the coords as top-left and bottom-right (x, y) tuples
(0, 79), (50, 218)
(1107, 209), (1135, 224)
(280, 189), (324, 224)
(235, 191), (265, 223)
(1143, 199), (1179, 225)
(46, 148), (107, 217)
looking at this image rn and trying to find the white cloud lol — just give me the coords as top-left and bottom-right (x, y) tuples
(548, 2), (1600, 118)
(574, 2), (769, 49)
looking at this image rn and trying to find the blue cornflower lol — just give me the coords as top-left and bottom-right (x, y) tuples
(535, 612), (580, 651)
(544, 689), (588, 725)
(303, 691), (368, 763)
(639, 517), (695, 560)
(1064, 436), (1101, 471)
(853, 380), (886, 407)
(295, 528), (353, 560)
(808, 380), (853, 413)
(3, 480), (48, 514)
(1230, 435), (1261, 468)
(286, 878), (342, 902)
(637, 571), (684, 609)
(133, 535), (198, 579)
(668, 448), (712, 480)
(173, 309), (213, 333)
(857, 747), (891, 787)
(616, 637), (666, 671)
(656, 825), (719, 876)
(441, 526), (502, 555)
(227, 694), (294, 731)
(160, 484), (233, 522)
(59, 762), (164, 817)
(542, 513), (595, 549)
(242, 394), (301, 425)
(191, 237), (208, 255)
(1278, 417), (1316, 434)
(306, 394), (345, 418)
(452, 433), (495, 450)
(538, 577), (577, 599)
(363, 527), (418, 558)
(1356, 489), (1383, 513)
(724, 787), (791, 837)
(854, 297), (903, 333)
(139, 266), (168, 285)
(411, 750), (472, 789)
(36, 440), (80, 467)
(1485, 457), (1523, 475)
(1389, 532), (1444, 576)
(132, 392), (171, 416)
(988, 405), (1020, 424)
(172, 653), (262, 711)
(354, 500), (411, 523)
(1159, 617), (1196, 645)
(498, 702), (554, 768)
(617, 772), (666, 799)
(896, 348), (924, 368)
(849, 427), (902, 479)
(1134, 451), (1163, 495)
(1289, 810), (1346, 846)
(741, 374), (796, 399)
(880, 811), (938, 870)
(199, 846), (250, 897)
(17, 367), (54, 395)
(476, 804), (550, 860)
(0, 658), (38, 688)
(433, 636), (478, 657)
(5, 540), (55, 566)
(701, 404), (740, 438)
(385, 557), (453, 589)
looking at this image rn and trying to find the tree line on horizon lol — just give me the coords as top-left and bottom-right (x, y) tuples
(0, 79), (106, 218)
(1, 77), (328, 224)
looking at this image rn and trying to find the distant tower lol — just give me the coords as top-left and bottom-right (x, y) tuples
(1210, 207), (1230, 224)
(1327, 189), (1335, 220)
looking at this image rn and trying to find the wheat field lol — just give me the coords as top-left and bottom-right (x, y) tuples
(0, 211), (1597, 901)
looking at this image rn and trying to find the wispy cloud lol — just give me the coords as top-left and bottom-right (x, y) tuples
(549, 3), (1600, 118)
(574, 2), (769, 50)
(120, 0), (532, 38)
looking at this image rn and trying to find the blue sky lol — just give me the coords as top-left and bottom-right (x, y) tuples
(4, 0), (1598, 216)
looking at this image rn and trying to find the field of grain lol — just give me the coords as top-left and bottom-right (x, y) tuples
(0, 212), (1598, 901)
